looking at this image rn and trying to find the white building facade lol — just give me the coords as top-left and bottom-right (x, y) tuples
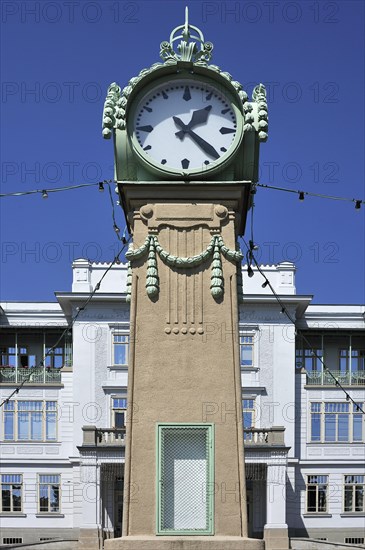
(0, 261), (364, 547)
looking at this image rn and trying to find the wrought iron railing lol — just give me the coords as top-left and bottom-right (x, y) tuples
(306, 370), (365, 386)
(0, 367), (62, 384)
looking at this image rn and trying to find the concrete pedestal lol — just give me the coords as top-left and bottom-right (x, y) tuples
(105, 535), (265, 550)
(77, 528), (100, 550)
(264, 527), (289, 550)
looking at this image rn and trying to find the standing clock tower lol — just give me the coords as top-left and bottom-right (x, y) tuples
(102, 10), (269, 550)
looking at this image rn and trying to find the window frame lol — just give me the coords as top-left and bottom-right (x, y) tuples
(2, 400), (57, 442)
(239, 331), (257, 369)
(111, 396), (128, 429)
(351, 348), (365, 372)
(0, 347), (16, 367)
(112, 332), (129, 366)
(0, 474), (23, 513)
(156, 423), (214, 536)
(296, 348), (323, 371)
(343, 475), (364, 513)
(44, 347), (65, 369)
(242, 398), (256, 442)
(306, 474), (329, 514)
(38, 474), (61, 514)
(309, 401), (364, 443)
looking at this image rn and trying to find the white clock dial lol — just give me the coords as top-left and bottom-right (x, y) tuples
(131, 79), (239, 173)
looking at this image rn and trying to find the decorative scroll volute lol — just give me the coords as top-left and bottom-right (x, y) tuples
(140, 203), (228, 231)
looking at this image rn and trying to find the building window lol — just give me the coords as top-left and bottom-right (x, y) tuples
(18, 347), (36, 368)
(344, 475), (364, 513)
(157, 424), (214, 535)
(3, 401), (57, 441)
(112, 398), (127, 429)
(240, 336), (253, 367)
(242, 399), (255, 428)
(310, 402), (321, 442)
(44, 347), (64, 369)
(340, 348), (365, 373)
(0, 347), (16, 367)
(1, 475), (22, 512)
(38, 475), (60, 513)
(242, 399), (255, 441)
(113, 334), (129, 365)
(306, 475), (328, 513)
(296, 348), (323, 371)
(310, 402), (364, 443)
(352, 349), (365, 372)
(0, 346), (36, 368)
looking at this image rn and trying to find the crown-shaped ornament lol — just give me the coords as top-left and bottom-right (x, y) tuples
(160, 7), (213, 65)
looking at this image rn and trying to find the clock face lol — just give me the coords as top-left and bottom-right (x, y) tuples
(130, 78), (241, 175)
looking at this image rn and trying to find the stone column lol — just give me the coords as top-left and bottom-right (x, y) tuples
(77, 444), (101, 550)
(264, 462), (289, 550)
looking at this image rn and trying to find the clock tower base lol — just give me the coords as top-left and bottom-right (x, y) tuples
(105, 182), (256, 546)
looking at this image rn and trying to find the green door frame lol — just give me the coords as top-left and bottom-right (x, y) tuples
(156, 423), (214, 535)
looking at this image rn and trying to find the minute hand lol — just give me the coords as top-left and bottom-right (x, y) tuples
(186, 129), (220, 160)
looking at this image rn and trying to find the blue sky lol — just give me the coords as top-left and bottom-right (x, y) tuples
(1, 0), (364, 303)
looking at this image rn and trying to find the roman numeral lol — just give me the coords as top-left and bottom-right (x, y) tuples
(206, 91), (213, 100)
(136, 125), (153, 133)
(162, 91), (168, 99)
(181, 158), (190, 169)
(219, 127), (235, 134)
(143, 145), (152, 151)
(143, 106), (153, 113)
(221, 108), (230, 114)
(183, 86), (191, 101)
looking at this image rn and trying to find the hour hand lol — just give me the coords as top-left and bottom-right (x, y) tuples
(189, 106), (212, 129)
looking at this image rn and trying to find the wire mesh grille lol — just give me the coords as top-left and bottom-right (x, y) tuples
(159, 426), (211, 533)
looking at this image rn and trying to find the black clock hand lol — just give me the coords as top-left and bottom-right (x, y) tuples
(173, 113), (220, 159)
(186, 129), (220, 160)
(174, 108), (215, 141)
(188, 106), (212, 129)
(173, 116), (186, 132)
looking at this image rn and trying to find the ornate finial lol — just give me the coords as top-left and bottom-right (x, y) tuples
(160, 6), (213, 65)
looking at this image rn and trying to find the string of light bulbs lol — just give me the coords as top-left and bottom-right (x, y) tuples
(0, 235), (130, 409)
(0, 181), (112, 198)
(0, 178), (128, 242)
(255, 183), (364, 209)
(242, 237), (365, 415)
(0, 180), (363, 210)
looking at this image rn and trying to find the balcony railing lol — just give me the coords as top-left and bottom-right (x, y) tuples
(0, 367), (62, 384)
(243, 426), (285, 446)
(81, 426), (126, 447)
(306, 370), (365, 386)
(80, 426), (284, 448)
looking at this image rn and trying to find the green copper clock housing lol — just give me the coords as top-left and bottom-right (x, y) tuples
(126, 70), (244, 179)
(103, 12), (268, 183)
